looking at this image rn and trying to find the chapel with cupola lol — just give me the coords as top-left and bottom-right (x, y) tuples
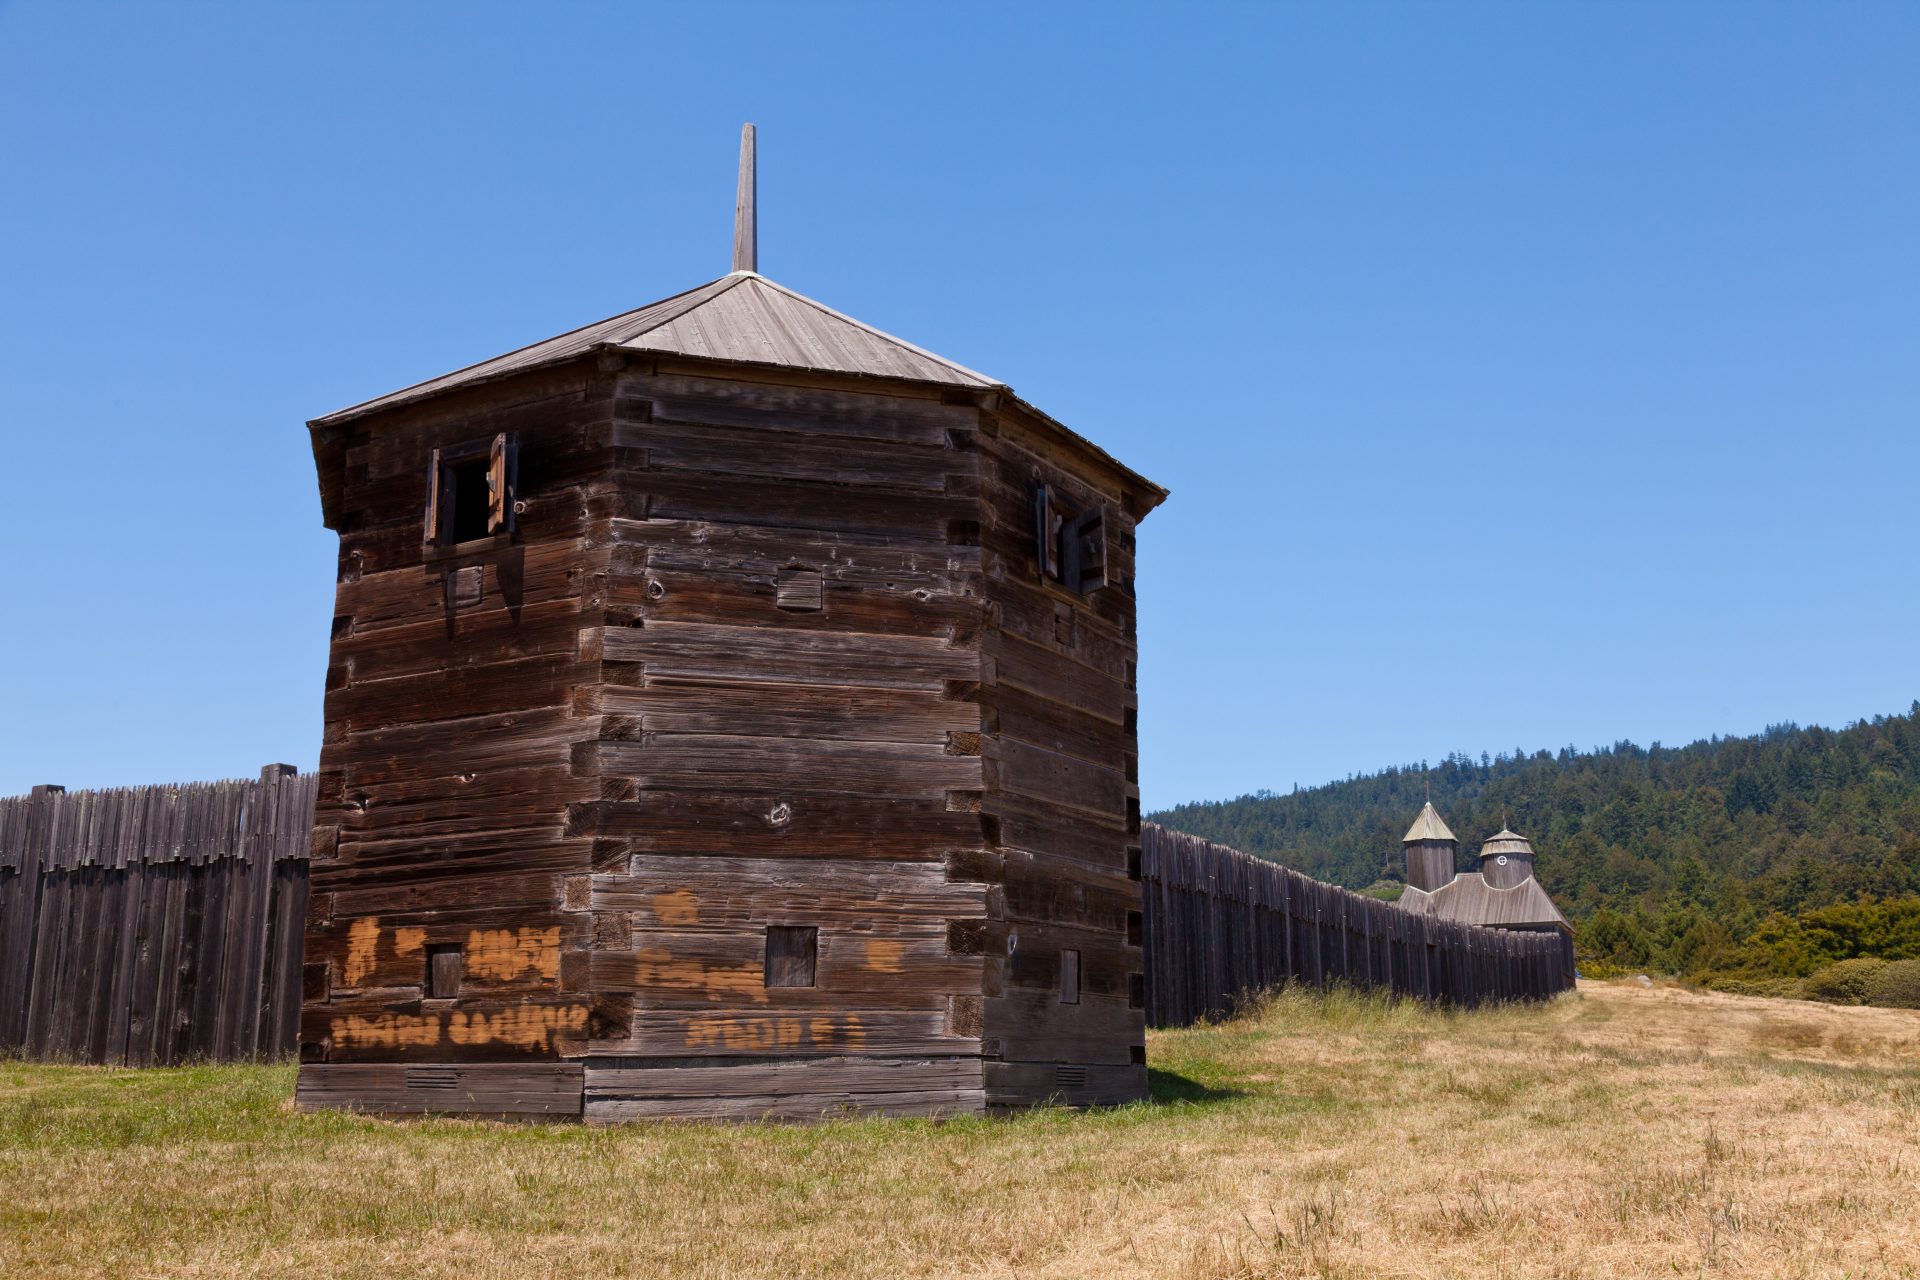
(1392, 801), (1575, 979)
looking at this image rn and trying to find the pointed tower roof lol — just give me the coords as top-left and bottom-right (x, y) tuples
(1403, 802), (1456, 844)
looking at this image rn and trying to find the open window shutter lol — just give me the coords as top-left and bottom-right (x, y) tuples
(1069, 507), (1108, 593)
(486, 433), (513, 533)
(423, 448), (443, 544)
(1032, 484), (1056, 579)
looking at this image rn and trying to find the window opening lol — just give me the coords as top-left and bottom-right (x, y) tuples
(426, 944), (464, 999)
(765, 925), (818, 988)
(1032, 483), (1108, 594)
(448, 460), (491, 542)
(426, 433), (516, 547)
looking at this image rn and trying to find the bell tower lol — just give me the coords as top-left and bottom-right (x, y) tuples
(1402, 801), (1456, 892)
(1478, 827), (1539, 889)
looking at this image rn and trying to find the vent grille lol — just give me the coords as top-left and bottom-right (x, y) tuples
(405, 1067), (459, 1091)
(1053, 1065), (1088, 1088)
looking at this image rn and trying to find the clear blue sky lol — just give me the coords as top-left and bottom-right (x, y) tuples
(2, 3), (1915, 809)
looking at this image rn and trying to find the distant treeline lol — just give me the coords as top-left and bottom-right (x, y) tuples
(1150, 703), (1920, 989)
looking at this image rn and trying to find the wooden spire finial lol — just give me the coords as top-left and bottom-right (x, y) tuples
(732, 123), (757, 274)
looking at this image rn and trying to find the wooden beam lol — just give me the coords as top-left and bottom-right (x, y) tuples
(732, 123), (757, 274)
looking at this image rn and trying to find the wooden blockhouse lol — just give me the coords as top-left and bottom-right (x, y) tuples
(296, 127), (1168, 1120)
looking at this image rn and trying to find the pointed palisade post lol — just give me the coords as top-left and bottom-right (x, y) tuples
(732, 122), (757, 274)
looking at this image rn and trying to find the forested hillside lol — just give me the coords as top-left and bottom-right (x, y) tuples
(1151, 704), (1920, 983)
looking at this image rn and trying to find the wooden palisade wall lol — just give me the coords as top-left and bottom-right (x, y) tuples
(1140, 823), (1575, 1028)
(0, 770), (312, 1065)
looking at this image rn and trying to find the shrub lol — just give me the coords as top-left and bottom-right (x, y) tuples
(1864, 957), (1920, 1009)
(1801, 957), (1888, 1004)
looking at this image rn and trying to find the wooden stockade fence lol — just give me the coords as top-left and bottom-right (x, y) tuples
(1139, 823), (1575, 1027)
(0, 768), (314, 1065)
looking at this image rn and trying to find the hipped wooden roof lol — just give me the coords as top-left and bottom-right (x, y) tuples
(1398, 872), (1569, 931)
(308, 266), (1167, 522)
(313, 271), (998, 427)
(311, 125), (1166, 516)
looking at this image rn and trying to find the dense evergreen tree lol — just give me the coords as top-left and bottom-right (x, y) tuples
(1151, 703), (1920, 979)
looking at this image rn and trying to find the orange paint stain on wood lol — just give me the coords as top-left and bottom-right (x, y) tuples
(343, 917), (381, 987)
(863, 939), (905, 974)
(329, 1004), (589, 1052)
(631, 949), (766, 1002)
(464, 927), (562, 982)
(652, 890), (700, 926)
(684, 1013), (869, 1052)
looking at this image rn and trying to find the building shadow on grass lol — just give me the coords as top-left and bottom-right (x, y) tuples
(1147, 1066), (1243, 1105)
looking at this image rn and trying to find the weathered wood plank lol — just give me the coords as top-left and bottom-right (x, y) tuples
(0, 776), (315, 1066)
(592, 1007), (970, 1058)
(982, 1062), (1146, 1108)
(585, 1087), (985, 1124)
(599, 621), (977, 691)
(620, 370), (976, 445)
(594, 856), (984, 922)
(591, 734), (982, 799)
(616, 566), (983, 640)
(590, 680), (980, 743)
(295, 1062), (584, 1116)
(578, 792), (983, 859)
(584, 1055), (980, 1100)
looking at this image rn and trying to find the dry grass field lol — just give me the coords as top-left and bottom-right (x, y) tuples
(4, 980), (1919, 1279)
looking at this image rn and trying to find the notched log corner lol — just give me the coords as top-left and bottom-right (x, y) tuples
(946, 919), (988, 955)
(948, 995), (984, 1039)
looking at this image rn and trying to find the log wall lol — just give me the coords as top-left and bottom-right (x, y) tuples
(300, 364), (614, 1114)
(974, 400), (1153, 1107)
(576, 366), (996, 1121)
(1139, 823), (1574, 1027)
(302, 353), (1172, 1118)
(0, 770), (313, 1064)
